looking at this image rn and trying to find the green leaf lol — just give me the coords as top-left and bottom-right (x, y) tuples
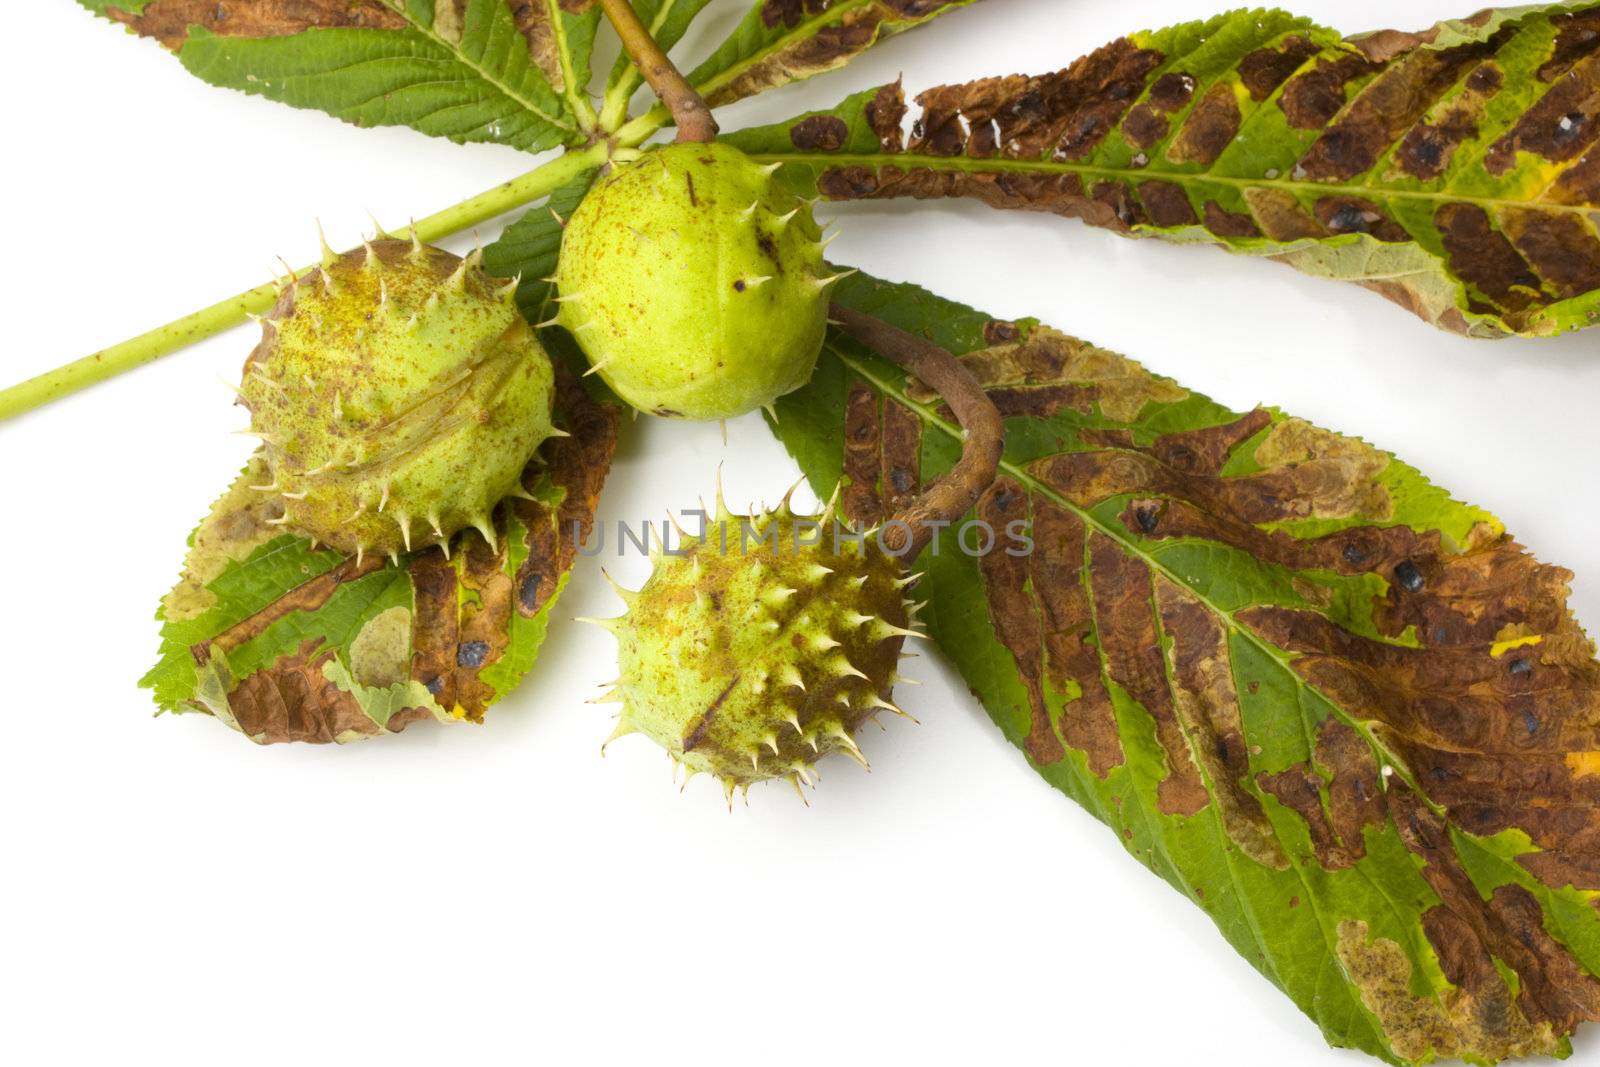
(686, 0), (979, 109)
(768, 270), (1600, 1064)
(482, 170), (597, 324)
(731, 4), (1600, 338)
(549, 0), (603, 115)
(80, 0), (595, 151)
(143, 359), (619, 743)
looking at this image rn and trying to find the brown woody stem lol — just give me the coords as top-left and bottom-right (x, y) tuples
(598, 0), (718, 144)
(829, 303), (1005, 559)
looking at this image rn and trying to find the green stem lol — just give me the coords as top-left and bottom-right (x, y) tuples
(599, 61), (643, 133)
(0, 142), (609, 423)
(614, 103), (672, 147)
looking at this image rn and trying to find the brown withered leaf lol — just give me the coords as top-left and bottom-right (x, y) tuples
(769, 271), (1600, 1064)
(99, 0), (406, 49)
(732, 5), (1600, 338)
(687, 0), (979, 109)
(99, 0), (592, 76)
(82, 0), (595, 152)
(145, 360), (619, 744)
(222, 637), (389, 744)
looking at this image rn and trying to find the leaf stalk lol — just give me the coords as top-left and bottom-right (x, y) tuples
(0, 141), (612, 423)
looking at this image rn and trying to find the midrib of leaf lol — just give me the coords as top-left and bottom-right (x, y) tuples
(382, 0), (577, 136)
(542, 0), (599, 127)
(1126, 493), (1389, 1047)
(830, 345), (1436, 819)
(759, 151), (1600, 221)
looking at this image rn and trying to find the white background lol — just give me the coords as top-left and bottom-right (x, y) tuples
(3, 2), (1597, 1064)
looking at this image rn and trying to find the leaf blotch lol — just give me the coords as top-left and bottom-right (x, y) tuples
(1238, 35), (1322, 101)
(106, 0), (406, 50)
(1338, 918), (1556, 1063)
(1166, 83), (1240, 166)
(790, 114), (851, 151)
(226, 639), (388, 745)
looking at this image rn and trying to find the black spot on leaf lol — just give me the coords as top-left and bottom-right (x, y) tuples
(518, 572), (544, 612)
(1394, 560), (1425, 593)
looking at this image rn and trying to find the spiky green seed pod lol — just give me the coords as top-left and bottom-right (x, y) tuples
(594, 490), (920, 805)
(555, 143), (842, 421)
(240, 237), (556, 560)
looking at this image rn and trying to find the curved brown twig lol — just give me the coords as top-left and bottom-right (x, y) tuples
(829, 303), (1005, 560)
(598, 0), (718, 144)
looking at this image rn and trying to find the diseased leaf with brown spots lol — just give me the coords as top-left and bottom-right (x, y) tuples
(79, 0), (601, 151)
(685, 0), (980, 109)
(733, 5), (1600, 338)
(769, 270), (1600, 1064)
(144, 357), (618, 744)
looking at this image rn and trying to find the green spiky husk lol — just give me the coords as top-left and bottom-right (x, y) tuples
(240, 239), (555, 558)
(603, 495), (918, 802)
(555, 143), (833, 421)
